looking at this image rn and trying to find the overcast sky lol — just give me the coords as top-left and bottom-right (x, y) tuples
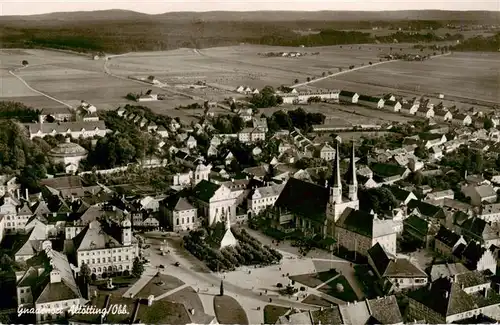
(1, 0), (499, 16)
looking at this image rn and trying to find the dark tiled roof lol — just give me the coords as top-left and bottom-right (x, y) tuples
(461, 241), (486, 267)
(275, 178), (328, 222)
(192, 180), (221, 203)
(386, 185), (414, 203)
(407, 200), (443, 219)
(366, 296), (403, 325)
(404, 215), (430, 235)
(460, 217), (489, 240)
(358, 95), (382, 103)
(336, 208), (374, 237)
(368, 243), (391, 275)
(455, 271), (489, 288)
(162, 195), (195, 211)
(36, 282), (80, 304)
(311, 306), (343, 325)
(435, 225), (462, 248)
(384, 259), (427, 278)
(371, 163), (407, 178)
(339, 90), (357, 97)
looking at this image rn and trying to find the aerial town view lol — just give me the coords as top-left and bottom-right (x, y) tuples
(0, 0), (499, 324)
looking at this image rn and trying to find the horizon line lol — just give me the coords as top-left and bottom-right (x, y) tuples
(2, 8), (500, 17)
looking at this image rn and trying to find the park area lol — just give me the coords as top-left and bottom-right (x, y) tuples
(213, 294), (249, 324)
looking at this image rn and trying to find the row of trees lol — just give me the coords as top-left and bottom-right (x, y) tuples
(183, 227), (282, 272)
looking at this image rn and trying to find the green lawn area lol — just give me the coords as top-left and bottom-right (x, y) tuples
(164, 286), (204, 313)
(302, 294), (335, 307)
(289, 269), (339, 288)
(213, 295), (249, 325)
(91, 275), (139, 296)
(136, 273), (185, 298)
(317, 275), (358, 302)
(263, 305), (290, 324)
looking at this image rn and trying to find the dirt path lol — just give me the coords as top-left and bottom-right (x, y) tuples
(8, 67), (73, 108)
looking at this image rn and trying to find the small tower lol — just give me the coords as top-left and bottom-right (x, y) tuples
(345, 142), (358, 201)
(121, 218), (132, 246)
(329, 142), (342, 204)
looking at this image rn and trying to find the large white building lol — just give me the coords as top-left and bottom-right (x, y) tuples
(25, 119), (109, 139)
(160, 195), (198, 231)
(71, 218), (138, 277)
(247, 183), (285, 216)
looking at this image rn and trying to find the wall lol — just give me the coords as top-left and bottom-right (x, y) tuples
(77, 245), (138, 276)
(172, 209), (197, 231)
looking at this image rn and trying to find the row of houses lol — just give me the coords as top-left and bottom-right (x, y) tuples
(339, 91), (499, 127)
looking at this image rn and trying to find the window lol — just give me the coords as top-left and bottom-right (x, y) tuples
(108, 257), (111, 262)
(20, 289), (24, 294)
(21, 298), (25, 303)
(182, 218), (184, 224)
(113, 256), (116, 262)
(176, 219), (179, 225)
(118, 256), (121, 261)
(192, 217), (194, 223)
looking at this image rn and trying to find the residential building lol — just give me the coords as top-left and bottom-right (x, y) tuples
(426, 190), (455, 201)
(434, 225), (467, 257)
(338, 90), (359, 104)
(39, 107), (73, 122)
(315, 143), (335, 161)
(452, 113), (473, 126)
(429, 263), (469, 282)
(160, 195), (198, 231)
(459, 217), (500, 247)
(416, 106), (434, 119)
(0, 175), (19, 197)
(186, 136), (197, 149)
(156, 125), (169, 138)
(278, 295), (403, 325)
(403, 215), (436, 248)
(386, 186), (418, 206)
(407, 276), (500, 323)
(384, 100), (402, 112)
(459, 241), (497, 274)
(247, 183), (285, 216)
(191, 180), (236, 226)
(479, 203), (500, 223)
(16, 246), (85, 323)
(357, 95), (384, 109)
(72, 218), (138, 277)
(368, 243), (427, 291)
(433, 109), (453, 122)
(461, 184), (497, 206)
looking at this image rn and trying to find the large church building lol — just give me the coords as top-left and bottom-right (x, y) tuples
(273, 143), (397, 256)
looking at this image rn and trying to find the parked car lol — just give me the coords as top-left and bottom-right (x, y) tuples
(159, 264), (165, 269)
(174, 262), (180, 267)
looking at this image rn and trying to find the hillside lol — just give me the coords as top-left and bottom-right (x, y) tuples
(0, 10), (498, 54)
(1, 10), (499, 23)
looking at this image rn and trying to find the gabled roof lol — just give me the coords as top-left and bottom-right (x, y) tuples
(339, 90), (357, 97)
(435, 225), (462, 248)
(366, 295), (403, 325)
(275, 178), (328, 223)
(73, 220), (122, 251)
(386, 185), (415, 203)
(407, 200), (443, 219)
(404, 214), (430, 235)
(192, 180), (221, 202)
(358, 95), (382, 103)
(337, 208), (376, 237)
(162, 195), (195, 211)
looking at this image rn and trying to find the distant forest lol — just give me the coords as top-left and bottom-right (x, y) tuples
(0, 17), (498, 53)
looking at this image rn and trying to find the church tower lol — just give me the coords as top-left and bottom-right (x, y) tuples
(329, 142), (342, 204)
(345, 143), (358, 201)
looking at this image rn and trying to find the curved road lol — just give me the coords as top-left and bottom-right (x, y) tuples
(141, 234), (317, 311)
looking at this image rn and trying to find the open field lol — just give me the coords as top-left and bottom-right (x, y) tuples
(312, 52), (500, 105)
(107, 44), (436, 90)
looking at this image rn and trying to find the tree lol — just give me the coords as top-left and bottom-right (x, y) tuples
(484, 118), (494, 130)
(132, 257), (144, 278)
(220, 280), (224, 296)
(230, 102), (237, 112)
(80, 262), (92, 284)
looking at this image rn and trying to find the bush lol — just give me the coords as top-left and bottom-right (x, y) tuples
(276, 283), (283, 288)
(91, 274), (97, 281)
(123, 270), (130, 276)
(300, 286), (306, 291)
(101, 272), (107, 279)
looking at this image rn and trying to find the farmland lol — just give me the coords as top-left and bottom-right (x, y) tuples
(0, 45), (498, 127)
(311, 52), (500, 105)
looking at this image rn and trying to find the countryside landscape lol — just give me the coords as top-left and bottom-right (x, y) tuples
(1, 4), (500, 325)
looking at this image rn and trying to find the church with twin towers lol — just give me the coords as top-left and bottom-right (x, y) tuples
(274, 141), (396, 256)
